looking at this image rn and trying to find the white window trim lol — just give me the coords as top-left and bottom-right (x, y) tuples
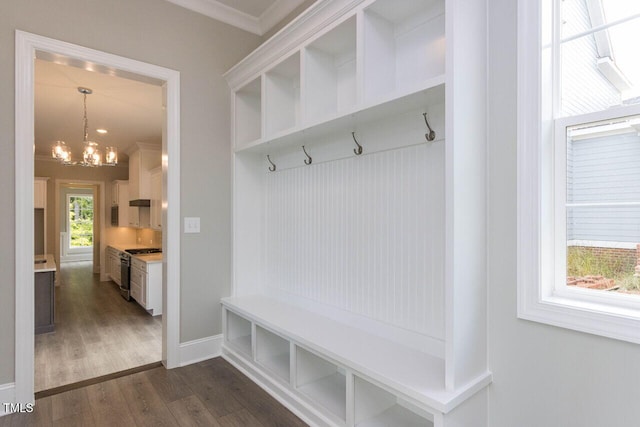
(66, 193), (94, 255)
(517, 0), (640, 344)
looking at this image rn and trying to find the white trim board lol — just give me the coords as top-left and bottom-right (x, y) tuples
(15, 30), (181, 404)
(0, 383), (16, 417)
(179, 335), (223, 367)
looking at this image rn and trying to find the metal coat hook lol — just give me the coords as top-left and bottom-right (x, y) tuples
(351, 132), (363, 155)
(423, 112), (436, 142)
(267, 155), (276, 172)
(302, 145), (312, 165)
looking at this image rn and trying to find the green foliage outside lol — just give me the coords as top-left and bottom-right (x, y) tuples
(567, 246), (639, 291)
(69, 196), (93, 247)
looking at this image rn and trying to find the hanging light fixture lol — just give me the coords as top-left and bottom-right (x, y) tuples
(51, 87), (118, 167)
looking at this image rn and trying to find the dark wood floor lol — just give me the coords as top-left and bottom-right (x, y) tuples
(35, 261), (162, 391)
(1, 357), (308, 427)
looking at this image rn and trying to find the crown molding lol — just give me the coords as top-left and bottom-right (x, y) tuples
(259, 0), (306, 35)
(163, 0), (304, 35)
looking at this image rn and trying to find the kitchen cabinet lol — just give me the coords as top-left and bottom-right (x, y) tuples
(34, 254), (56, 335)
(106, 246), (122, 286)
(224, 0), (489, 425)
(128, 142), (161, 200)
(34, 177), (48, 209)
(130, 256), (162, 315)
(111, 180), (129, 227)
(128, 204), (150, 229)
(35, 271), (55, 334)
(150, 167), (162, 230)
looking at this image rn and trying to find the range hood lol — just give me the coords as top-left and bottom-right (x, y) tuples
(129, 199), (150, 207)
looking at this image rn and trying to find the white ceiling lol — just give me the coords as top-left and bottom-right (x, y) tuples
(163, 0), (307, 35)
(35, 59), (163, 164)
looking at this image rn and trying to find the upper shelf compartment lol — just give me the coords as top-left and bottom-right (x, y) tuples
(362, 0), (445, 103)
(234, 77), (262, 150)
(265, 52), (301, 138)
(303, 15), (357, 122)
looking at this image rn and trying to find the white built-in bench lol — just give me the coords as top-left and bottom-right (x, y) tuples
(221, 295), (491, 427)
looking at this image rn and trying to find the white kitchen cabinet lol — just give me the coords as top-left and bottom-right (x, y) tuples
(150, 167), (162, 230)
(224, 0), (489, 426)
(130, 256), (162, 315)
(128, 204), (150, 229)
(34, 177), (48, 209)
(106, 246), (122, 286)
(111, 180), (129, 227)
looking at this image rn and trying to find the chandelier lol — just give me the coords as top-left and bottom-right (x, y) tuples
(51, 87), (117, 167)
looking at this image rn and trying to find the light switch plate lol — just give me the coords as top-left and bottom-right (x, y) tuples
(184, 217), (200, 233)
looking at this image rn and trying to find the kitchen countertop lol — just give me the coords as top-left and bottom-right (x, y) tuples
(131, 253), (163, 263)
(34, 254), (56, 273)
(108, 243), (162, 253)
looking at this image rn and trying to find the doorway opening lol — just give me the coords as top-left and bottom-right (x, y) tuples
(16, 30), (181, 404)
(63, 191), (94, 262)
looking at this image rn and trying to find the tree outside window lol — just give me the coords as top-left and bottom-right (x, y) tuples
(69, 195), (93, 247)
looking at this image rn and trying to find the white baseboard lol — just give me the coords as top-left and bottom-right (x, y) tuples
(0, 383), (16, 417)
(179, 334), (223, 367)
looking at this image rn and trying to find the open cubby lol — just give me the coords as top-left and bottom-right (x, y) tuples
(265, 52), (301, 136)
(296, 346), (347, 422)
(363, 0), (445, 102)
(234, 77), (262, 148)
(226, 310), (252, 357)
(255, 326), (291, 382)
(354, 376), (434, 427)
(304, 15), (357, 121)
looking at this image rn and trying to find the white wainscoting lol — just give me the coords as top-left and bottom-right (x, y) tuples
(264, 142), (445, 340)
(178, 335), (223, 367)
(0, 383), (16, 416)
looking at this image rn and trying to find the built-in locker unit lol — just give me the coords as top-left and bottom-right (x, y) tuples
(223, 0), (490, 425)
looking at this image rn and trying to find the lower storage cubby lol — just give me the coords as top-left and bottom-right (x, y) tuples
(226, 310), (252, 357)
(296, 346), (347, 423)
(355, 376), (434, 427)
(256, 325), (291, 382)
(221, 296), (491, 427)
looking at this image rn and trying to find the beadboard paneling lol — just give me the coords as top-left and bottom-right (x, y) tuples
(264, 142), (444, 339)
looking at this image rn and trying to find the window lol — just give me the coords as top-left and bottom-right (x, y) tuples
(67, 194), (93, 253)
(518, 0), (640, 343)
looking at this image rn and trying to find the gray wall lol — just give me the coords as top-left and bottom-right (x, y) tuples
(488, 0), (640, 425)
(0, 0), (261, 384)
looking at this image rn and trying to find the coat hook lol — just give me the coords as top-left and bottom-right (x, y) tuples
(423, 112), (436, 142)
(302, 145), (312, 165)
(351, 132), (363, 155)
(267, 155), (276, 172)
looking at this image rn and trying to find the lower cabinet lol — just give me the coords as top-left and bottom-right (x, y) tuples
(130, 257), (162, 315)
(106, 246), (122, 286)
(35, 271), (55, 334)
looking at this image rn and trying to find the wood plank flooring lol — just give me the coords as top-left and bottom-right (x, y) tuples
(35, 261), (162, 392)
(1, 358), (308, 427)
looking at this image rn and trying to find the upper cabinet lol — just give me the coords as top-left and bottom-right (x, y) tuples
(128, 142), (161, 201)
(34, 177), (48, 209)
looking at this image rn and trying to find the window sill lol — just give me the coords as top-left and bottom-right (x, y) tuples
(518, 292), (640, 344)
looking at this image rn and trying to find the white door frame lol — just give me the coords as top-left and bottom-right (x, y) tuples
(15, 30), (181, 404)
